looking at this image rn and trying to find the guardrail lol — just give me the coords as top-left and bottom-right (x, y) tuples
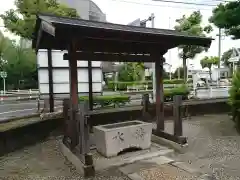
(0, 89), (39, 102)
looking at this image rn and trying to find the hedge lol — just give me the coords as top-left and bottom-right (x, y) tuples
(107, 79), (185, 91)
(79, 95), (130, 107)
(164, 85), (189, 101)
(79, 85), (189, 108)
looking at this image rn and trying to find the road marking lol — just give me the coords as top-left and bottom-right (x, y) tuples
(0, 100), (62, 107)
(0, 108), (36, 115)
(0, 102), (39, 107)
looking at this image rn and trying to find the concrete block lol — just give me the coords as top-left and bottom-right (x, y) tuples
(171, 161), (203, 176)
(122, 150), (174, 165)
(93, 120), (152, 157)
(143, 156), (174, 165)
(59, 142), (95, 177)
(119, 161), (157, 175)
(128, 173), (145, 180)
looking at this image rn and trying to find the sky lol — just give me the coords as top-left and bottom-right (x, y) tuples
(1, 0), (240, 72)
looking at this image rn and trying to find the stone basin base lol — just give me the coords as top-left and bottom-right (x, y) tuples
(93, 120), (152, 157)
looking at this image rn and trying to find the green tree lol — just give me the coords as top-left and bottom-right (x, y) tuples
(118, 63), (144, 82)
(200, 56), (219, 80)
(174, 11), (213, 82)
(221, 48), (233, 67)
(209, 1), (240, 39)
(1, 0), (79, 40)
(229, 69), (240, 130)
(173, 67), (184, 79)
(0, 32), (12, 70)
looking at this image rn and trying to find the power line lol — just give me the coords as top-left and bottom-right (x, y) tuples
(151, 0), (218, 6)
(112, 0), (221, 6)
(111, 0), (215, 11)
(110, 0), (217, 10)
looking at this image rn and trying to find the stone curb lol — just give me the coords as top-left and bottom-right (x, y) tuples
(0, 113), (40, 124)
(170, 161), (203, 177)
(151, 134), (188, 154)
(102, 149), (174, 171)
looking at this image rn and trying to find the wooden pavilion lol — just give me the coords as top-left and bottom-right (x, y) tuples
(32, 13), (212, 176)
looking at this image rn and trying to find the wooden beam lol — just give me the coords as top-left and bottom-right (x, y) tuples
(68, 40), (79, 150)
(63, 52), (152, 62)
(41, 20), (55, 36)
(152, 129), (187, 145)
(154, 54), (165, 131)
(35, 24), (43, 52)
(47, 49), (54, 112)
(88, 60), (93, 110)
(74, 39), (167, 54)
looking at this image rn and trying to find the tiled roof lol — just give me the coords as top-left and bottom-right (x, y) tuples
(38, 13), (212, 41)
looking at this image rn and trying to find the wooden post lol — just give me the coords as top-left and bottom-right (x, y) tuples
(88, 60), (93, 110)
(68, 41), (79, 149)
(142, 94), (150, 121)
(173, 95), (183, 136)
(79, 101), (95, 177)
(154, 53), (164, 131)
(62, 98), (70, 147)
(47, 49), (54, 112)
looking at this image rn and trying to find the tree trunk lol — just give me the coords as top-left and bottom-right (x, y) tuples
(183, 56), (187, 83)
(209, 68), (212, 81)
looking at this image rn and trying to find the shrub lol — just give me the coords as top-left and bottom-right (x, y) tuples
(107, 79), (184, 91)
(79, 86), (189, 108)
(164, 85), (189, 101)
(79, 95), (130, 107)
(164, 79), (184, 84)
(229, 71), (240, 129)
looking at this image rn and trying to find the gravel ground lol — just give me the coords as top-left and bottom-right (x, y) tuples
(0, 137), (130, 180)
(163, 114), (240, 180)
(1, 114), (240, 180)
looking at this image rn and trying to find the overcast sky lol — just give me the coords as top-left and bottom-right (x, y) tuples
(1, 0), (240, 71)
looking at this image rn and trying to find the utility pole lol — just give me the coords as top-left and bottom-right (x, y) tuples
(217, 28), (222, 68)
(150, 13), (156, 102)
(168, 17), (172, 80)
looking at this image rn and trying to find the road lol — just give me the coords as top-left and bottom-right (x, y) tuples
(0, 93), (143, 122)
(0, 90), (228, 122)
(0, 100), (62, 121)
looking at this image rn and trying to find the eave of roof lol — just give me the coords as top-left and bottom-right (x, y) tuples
(32, 13), (213, 54)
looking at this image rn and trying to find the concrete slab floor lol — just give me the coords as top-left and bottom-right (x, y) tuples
(92, 142), (173, 171)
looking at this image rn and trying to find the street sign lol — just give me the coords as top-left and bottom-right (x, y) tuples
(0, 71), (7, 78)
(0, 71), (7, 94)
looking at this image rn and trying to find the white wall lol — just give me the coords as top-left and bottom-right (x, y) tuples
(196, 87), (229, 99)
(37, 50), (102, 95)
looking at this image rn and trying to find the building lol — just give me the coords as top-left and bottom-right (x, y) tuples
(58, 0), (106, 21)
(37, 0), (106, 97)
(21, 0), (106, 48)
